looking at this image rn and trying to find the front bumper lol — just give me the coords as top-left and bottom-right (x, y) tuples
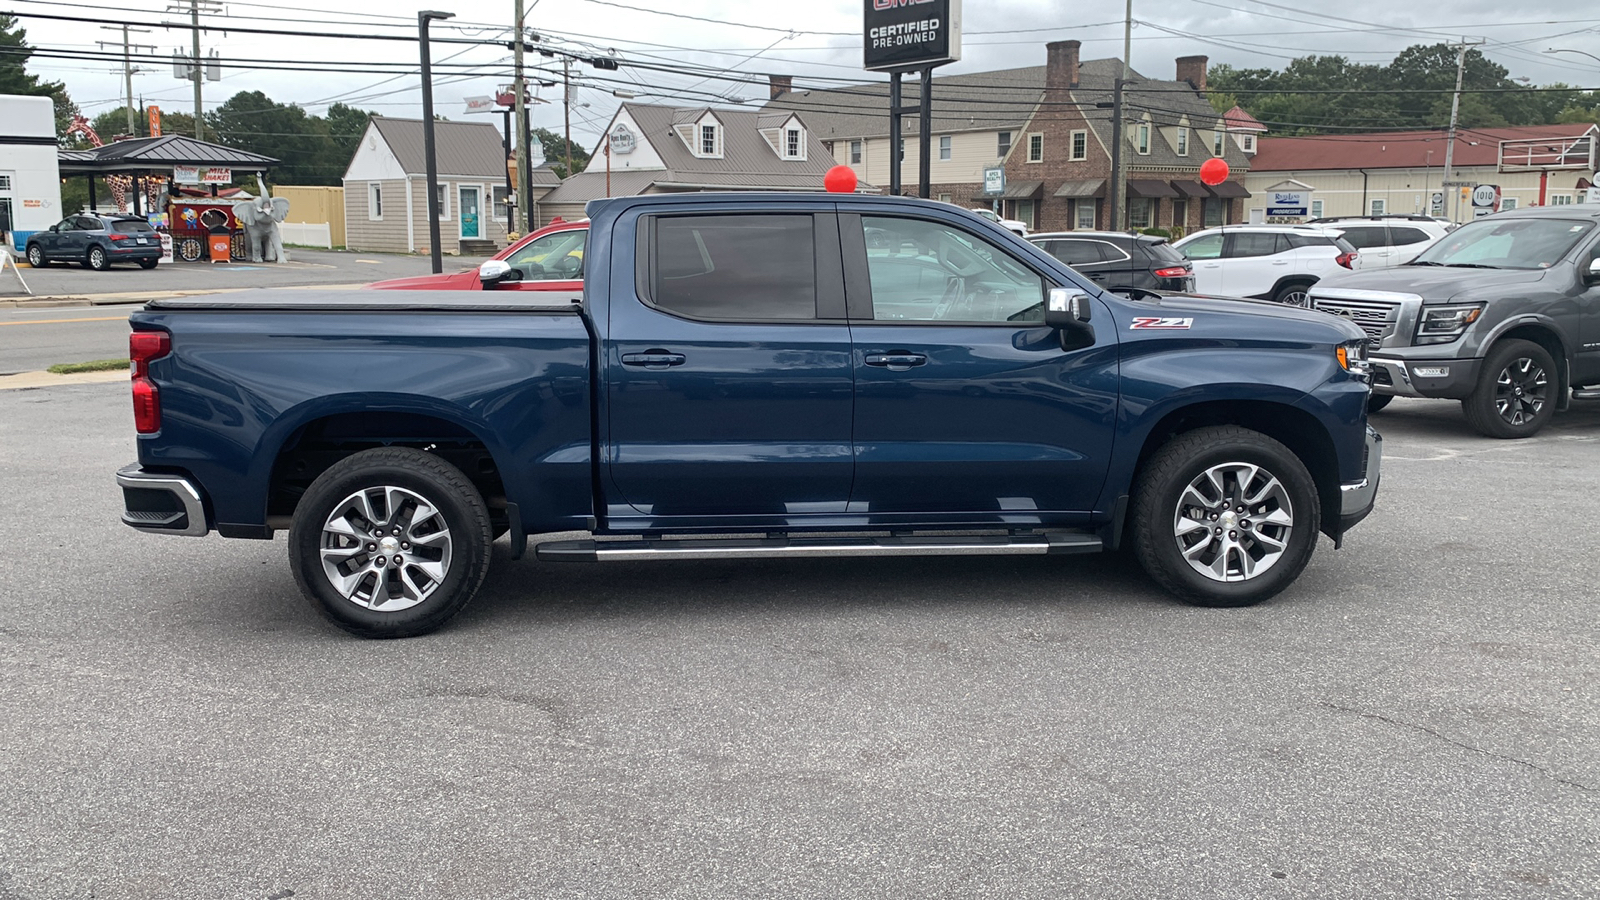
(117, 464), (210, 536)
(1338, 426), (1382, 536)
(1369, 354), (1482, 400)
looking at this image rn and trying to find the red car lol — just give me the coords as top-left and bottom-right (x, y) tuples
(367, 219), (588, 298)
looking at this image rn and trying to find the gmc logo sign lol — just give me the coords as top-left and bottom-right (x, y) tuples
(873, 0), (934, 8)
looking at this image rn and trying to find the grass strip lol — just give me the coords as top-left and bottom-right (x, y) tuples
(47, 358), (129, 375)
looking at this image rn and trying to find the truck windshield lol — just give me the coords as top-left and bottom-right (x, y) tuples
(1410, 218), (1595, 270)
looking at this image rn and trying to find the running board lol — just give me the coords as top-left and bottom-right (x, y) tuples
(535, 532), (1103, 562)
(1573, 388), (1600, 400)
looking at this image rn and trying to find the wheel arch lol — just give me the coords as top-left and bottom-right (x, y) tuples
(1127, 399), (1342, 541)
(1259, 273), (1320, 302)
(1483, 319), (1570, 404)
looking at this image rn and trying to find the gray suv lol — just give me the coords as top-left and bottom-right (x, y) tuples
(1309, 205), (1600, 438)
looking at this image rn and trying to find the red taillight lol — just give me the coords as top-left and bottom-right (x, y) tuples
(130, 331), (171, 434)
(1336, 251), (1357, 269)
(1153, 266), (1192, 279)
(108, 232), (129, 241)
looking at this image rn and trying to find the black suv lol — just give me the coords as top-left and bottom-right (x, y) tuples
(1028, 231), (1195, 293)
(25, 214), (162, 271)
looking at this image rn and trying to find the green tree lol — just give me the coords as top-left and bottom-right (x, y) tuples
(323, 102), (373, 170)
(206, 91), (339, 184)
(1, 14), (78, 136)
(533, 126), (589, 178)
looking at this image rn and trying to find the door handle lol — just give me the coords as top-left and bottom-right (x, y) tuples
(621, 351), (686, 368)
(1272, 260), (1290, 265)
(865, 352), (928, 368)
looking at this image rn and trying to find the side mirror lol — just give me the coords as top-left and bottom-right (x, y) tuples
(478, 259), (520, 289)
(1587, 257), (1600, 283)
(1044, 288), (1095, 351)
(48, 224), (58, 233)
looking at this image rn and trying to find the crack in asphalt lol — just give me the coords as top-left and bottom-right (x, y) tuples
(1320, 701), (1596, 794)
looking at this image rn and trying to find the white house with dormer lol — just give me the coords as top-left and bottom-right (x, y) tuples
(535, 102), (850, 225)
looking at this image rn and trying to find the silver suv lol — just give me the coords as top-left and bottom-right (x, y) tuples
(1310, 205), (1600, 437)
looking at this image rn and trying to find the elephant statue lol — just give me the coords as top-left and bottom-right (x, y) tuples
(233, 176), (291, 263)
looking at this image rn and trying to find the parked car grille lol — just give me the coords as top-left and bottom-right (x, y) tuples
(1313, 297), (1400, 342)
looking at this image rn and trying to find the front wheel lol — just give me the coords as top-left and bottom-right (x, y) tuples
(289, 448), (494, 638)
(1462, 339), (1557, 439)
(1367, 394), (1393, 413)
(1272, 282), (1313, 307)
(1131, 425), (1321, 607)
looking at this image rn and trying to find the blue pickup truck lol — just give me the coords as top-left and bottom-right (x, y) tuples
(118, 193), (1381, 637)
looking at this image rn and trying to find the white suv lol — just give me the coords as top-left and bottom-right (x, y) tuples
(1171, 224), (1358, 306)
(1305, 216), (1450, 268)
(968, 207), (1029, 237)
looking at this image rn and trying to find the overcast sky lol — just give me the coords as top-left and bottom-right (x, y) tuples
(15, 0), (1600, 148)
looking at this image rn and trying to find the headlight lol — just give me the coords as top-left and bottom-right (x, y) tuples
(1336, 339), (1370, 378)
(1415, 303), (1484, 345)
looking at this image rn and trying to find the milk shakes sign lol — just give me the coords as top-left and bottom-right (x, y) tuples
(863, 0), (962, 73)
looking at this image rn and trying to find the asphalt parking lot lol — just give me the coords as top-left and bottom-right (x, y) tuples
(1, 386), (1597, 898)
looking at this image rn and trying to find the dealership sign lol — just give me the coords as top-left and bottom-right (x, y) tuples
(1266, 190), (1309, 217)
(863, 0), (962, 73)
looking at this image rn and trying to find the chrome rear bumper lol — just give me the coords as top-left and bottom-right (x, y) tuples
(117, 464), (209, 537)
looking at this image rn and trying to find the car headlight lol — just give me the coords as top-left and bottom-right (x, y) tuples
(1336, 339), (1370, 378)
(1415, 303), (1484, 345)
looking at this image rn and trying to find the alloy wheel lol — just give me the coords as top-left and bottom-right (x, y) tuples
(1172, 462), (1295, 583)
(1494, 357), (1547, 427)
(318, 485), (453, 612)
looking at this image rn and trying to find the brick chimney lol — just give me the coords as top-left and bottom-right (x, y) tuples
(1176, 55), (1208, 92)
(1046, 40), (1081, 91)
(768, 74), (793, 100)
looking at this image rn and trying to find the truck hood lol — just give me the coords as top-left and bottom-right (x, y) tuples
(365, 269), (481, 291)
(1312, 265), (1546, 302)
(1124, 292), (1365, 342)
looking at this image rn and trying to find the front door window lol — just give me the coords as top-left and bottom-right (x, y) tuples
(458, 186), (480, 239)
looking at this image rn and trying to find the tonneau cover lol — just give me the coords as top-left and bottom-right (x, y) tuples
(144, 288), (581, 312)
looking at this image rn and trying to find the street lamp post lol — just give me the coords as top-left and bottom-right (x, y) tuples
(418, 9), (455, 274)
(1545, 47), (1600, 67)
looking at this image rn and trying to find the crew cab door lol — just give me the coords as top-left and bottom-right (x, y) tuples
(1179, 232), (1226, 294)
(841, 212), (1118, 520)
(1222, 231), (1290, 298)
(604, 211), (855, 520)
(1577, 238), (1600, 385)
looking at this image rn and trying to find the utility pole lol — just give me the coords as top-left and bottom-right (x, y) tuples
(512, 0), (531, 234)
(166, 0), (220, 139)
(98, 24), (154, 136)
(419, 9), (455, 274)
(1114, 0), (1132, 230)
(1441, 37), (1485, 223)
(562, 58), (573, 179)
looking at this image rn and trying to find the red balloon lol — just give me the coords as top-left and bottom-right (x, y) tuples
(823, 165), (858, 194)
(1199, 157), (1230, 186)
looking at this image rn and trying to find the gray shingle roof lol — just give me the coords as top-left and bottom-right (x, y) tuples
(1070, 59), (1250, 171)
(370, 116), (521, 179)
(56, 135), (278, 174)
(541, 102), (843, 204)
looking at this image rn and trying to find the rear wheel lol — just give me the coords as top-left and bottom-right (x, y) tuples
(137, 258), (158, 270)
(25, 244), (47, 267)
(1462, 339), (1557, 439)
(1272, 282), (1313, 307)
(289, 447), (493, 638)
(1366, 394), (1393, 413)
(86, 246), (110, 271)
(1132, 425), (1320, 607)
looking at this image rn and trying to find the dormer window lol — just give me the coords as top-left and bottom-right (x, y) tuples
(1242, 134), (1256, 153)
(1176, 128), (1189, 156)
(1136, 123), (1151, 155)
(1213, 129), (1224, 156)
(785, 127), (803, 159)
(701, 124), (718, 156)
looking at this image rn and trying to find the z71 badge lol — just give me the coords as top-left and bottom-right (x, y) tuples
(1130, 316), (1195, 330)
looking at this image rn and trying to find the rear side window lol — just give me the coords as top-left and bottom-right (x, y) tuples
(1284, 233), (1330, 249)
(1045, 239), (1109, 266)
(1226, 232), (1286, 258)
(1389, 226), (1430, 245)
(1143, 240), (1187, 264)
(112, 220), (155, 233)
(651, 215), (815, 320)
(1338, 226), (1387, 249)
(1179, 233), (1224, 259)
(1333, 237), (1358, 255)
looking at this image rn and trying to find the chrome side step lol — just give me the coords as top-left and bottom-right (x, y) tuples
(1573, 388), (1600, 400)
(535, 531), (1103, 562)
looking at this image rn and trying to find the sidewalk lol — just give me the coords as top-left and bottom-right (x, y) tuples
(0, 283), (366, 309)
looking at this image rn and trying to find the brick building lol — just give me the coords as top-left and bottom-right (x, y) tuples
(765, 41), (1254, 235)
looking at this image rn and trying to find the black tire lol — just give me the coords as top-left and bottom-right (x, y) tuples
(25, 243), (47, 267)
(1366, 394), (1394, 413)
(1131, 425), (1321, 608)
(1462, 339), (1557, 439)
(137, 258), (158, 270)
(86, 246), (110, 271)
(1272, 281), (1314, 307)
(289, 447), (494, 638)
